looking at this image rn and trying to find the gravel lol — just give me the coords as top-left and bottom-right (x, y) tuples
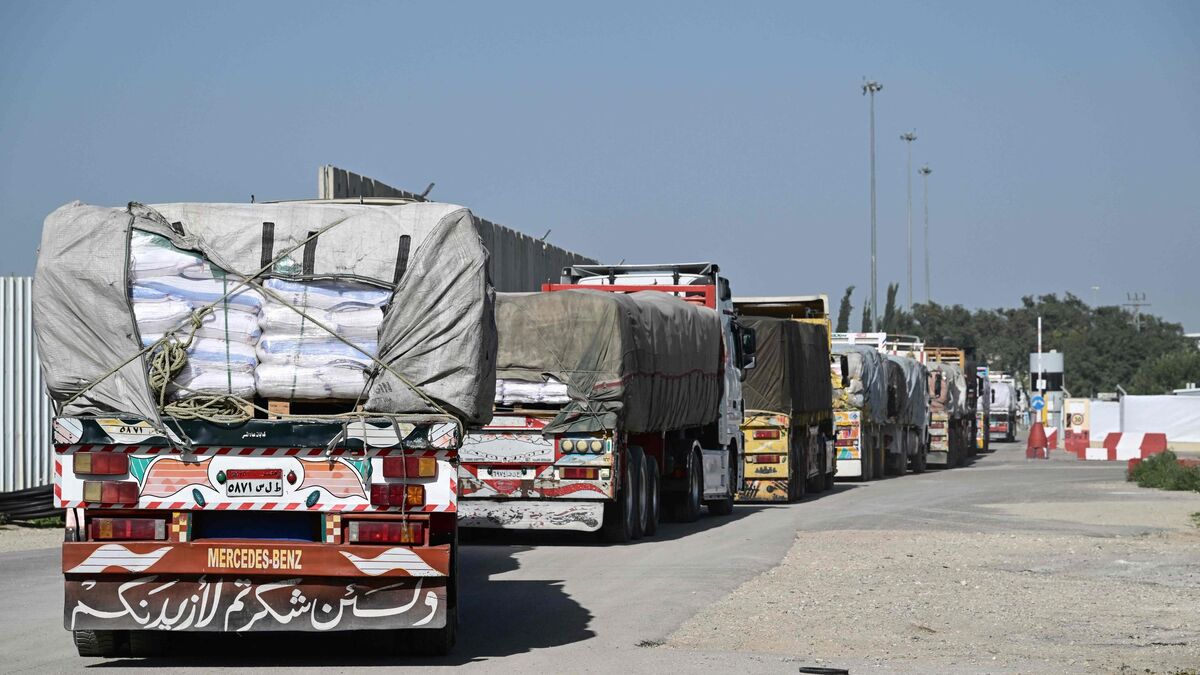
(0, 523), (63, 553)
(669, 480), (1200, 673)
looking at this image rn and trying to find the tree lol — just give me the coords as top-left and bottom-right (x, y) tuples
(882, 283), (899, 333)
(835, 285), (854, 333)
(860, 303), (872, 333)
(1131, 350), (1200, 394)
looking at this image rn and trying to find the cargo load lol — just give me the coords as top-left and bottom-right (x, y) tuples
(927, 362), (967, 417)
(33, 200), (497, 424)
(493, 289), (722, 434)
(741, 316), (832, 416)
(831, 343), (888, 423)
(887, 354), (929, 427)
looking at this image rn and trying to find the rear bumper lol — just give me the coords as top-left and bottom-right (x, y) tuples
(62, 540), (449, 632)
(65, 576), (446, 632)
(737, 478), (788, 502)
(457, 499), (603, 532)
(835, 459), (863, 478)
(926, 449), (950, 465)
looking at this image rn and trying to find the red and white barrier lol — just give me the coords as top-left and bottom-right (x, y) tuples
(1077, 432), (1168, 461)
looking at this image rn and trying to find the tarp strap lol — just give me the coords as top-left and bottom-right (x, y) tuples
(393, 235), (411, 285)
(260, 221), (275, 269)
(301, 230), (318, 275)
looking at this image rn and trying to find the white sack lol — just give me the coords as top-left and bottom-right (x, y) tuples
(255, 364), (369, 400)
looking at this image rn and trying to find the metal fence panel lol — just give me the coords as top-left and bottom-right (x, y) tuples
(0, 276), (53, 493)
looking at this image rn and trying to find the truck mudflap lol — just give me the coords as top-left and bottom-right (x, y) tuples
(65, 576), (447, 632)
(737, 479), (788, 502)
(457, 500), (603, 531)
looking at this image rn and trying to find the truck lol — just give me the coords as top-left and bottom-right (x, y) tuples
(830, 335), (890, 480)
(730, 313), (834, 502)
(975, 366), (992, 452)
(38, 200), (494, 656)
(457, 263), (755, 540)
(986, 373), (1019, 442)
(925, 347), (971, 467)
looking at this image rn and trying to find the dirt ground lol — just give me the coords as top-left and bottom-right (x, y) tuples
(669, 480), (1200, 673)
(0, 522), (63, 553)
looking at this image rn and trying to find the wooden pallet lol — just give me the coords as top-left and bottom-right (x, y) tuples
(260, 398), (364, 419)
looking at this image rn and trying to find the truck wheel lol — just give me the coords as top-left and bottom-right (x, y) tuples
(629, 446), (648, 540)
(790, 437), (808, 501)
(602, 448), (638, 542)
(73, 629), (126, 658)
(856, 442), (871, 483)
(804, 433), (823, 495)
(875, 433), (887, 479)
(669, 448), (704, 523)
(643, 457), (660, 537)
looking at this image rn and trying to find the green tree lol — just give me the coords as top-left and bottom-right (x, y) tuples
(881, 283), (899, 334)
(835, 285), (854, 333)
(1131, 351), (1200, 394)
(860, 302), (872, 333)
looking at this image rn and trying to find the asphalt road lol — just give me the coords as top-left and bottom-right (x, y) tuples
(0, 438), (1135, 673)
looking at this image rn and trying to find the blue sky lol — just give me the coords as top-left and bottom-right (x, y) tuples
(2, 1), (1197, 331)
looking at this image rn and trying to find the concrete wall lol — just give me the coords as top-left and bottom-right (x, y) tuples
(319, 166), (597, 291)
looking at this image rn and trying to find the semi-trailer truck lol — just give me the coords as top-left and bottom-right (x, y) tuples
(732, 296), (835, 501)
(39, 200), (493, 656)
(457, 263), (755, 540)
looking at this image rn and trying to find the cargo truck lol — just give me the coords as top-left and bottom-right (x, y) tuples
(986, 374), (1019, 442)
(458, 263), (755, 540)
(38, 200), (493, 656)
(732, 297), (835, 501)
(830, 336), (889, 480)
(925, 348), (970, 467)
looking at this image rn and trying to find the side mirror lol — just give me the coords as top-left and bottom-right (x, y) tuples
(741, 328), (757, 357)
(719, 278), (732, 302)
(840, 355), (851, 388)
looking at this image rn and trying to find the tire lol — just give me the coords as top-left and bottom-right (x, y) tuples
(791, 436), (809, 501)
(643, 457), (660, 537)
(804, 432), (823, 494)
(73, 630), (126, 658)
(875, 433), (887, 479)
(822, 437), (836, 491)
(668, 447), (704, 523)
(856, 439), (871, 483)
(602, 447), (638, 542)
(629, 446), (647, 540)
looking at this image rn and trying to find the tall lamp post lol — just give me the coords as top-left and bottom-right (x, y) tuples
(863, 79), (883, 330)
(901, 130), (918, 310)
(919, 164), (932, 303)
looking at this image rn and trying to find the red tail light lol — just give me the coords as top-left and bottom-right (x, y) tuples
(73, 452), (129, 476)
(752, 429), (781, 440)
(346, 520), (425, 545)
(89, 517), (165, 541)
(370, 484), (426, 507)
(560, 467), (599, 480)
(382, 456), (438, 478)
(82, 480), (139, 504)
(749, 454), (781, 464)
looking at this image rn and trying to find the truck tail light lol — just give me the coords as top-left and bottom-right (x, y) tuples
(749, 454), (782, 464)
(73, 452), (129, 476)
(752, 429), (780, 440)
(346, 520), (425, 545)
(382, 456), (438, 479)
(370, 484), (426, 508)
(82, 480), (139, 504)
(560, 467), (598, 480)
(88, 517), (166, 541)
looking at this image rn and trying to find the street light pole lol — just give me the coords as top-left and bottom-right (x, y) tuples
(901, 130), (917, 311)
(919, 164), (932, 303)
(863, 79), (883, 330)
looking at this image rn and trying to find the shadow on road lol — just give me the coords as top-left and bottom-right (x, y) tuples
(89, 544), (594, 668)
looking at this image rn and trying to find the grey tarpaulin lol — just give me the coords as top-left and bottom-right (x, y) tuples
(831, 343), (888, 423)
(33, 200), (496, 423)
(883, 358), (908, 421)
(887, 355), (929, 427)
(927, 362), (967, 417)
(494, 290), (721, 434)
(741, 317), (831, 416)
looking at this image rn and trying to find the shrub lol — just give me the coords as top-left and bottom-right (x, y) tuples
(1128, 451), (1200, 492)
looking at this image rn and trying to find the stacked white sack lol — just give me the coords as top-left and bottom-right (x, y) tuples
(255, 278), (390, 400)
(129, 231), (263, 399)
(494, 378), (571, 406)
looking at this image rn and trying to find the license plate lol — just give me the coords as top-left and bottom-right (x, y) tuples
(487, 468), (525, 479)
(225, 469), (284, 497)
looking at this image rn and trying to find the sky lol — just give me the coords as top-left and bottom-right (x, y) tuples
(1, 1), (1197, 331)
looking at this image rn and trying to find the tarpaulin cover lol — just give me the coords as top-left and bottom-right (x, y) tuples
(887, 355), (928, 427)
(927, 362), (967, 417)
(33, 201), (496, 424)
(494, 290), (721, 434)
(831, 343), (888, 423)
(883, 358), (908, 421)
(983, 382), (1017, 414)
(741, 317), (832, 416)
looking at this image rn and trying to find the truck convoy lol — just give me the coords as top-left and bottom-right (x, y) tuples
(830, 337), (889, 480)
(732, 297), (835, 501)
(37, 200), (494, 656)
(986, 373), (1019, 442)
(457, 263), (754, 540)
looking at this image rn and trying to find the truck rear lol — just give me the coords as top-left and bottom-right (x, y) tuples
(926, 357), (969, 467)
(733, 297), (835, 501)
(830, 338), (889, 480)
(458, 263), (753, 540)
(987, 375), (1019, 442)
(37, 200), (495, 656)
